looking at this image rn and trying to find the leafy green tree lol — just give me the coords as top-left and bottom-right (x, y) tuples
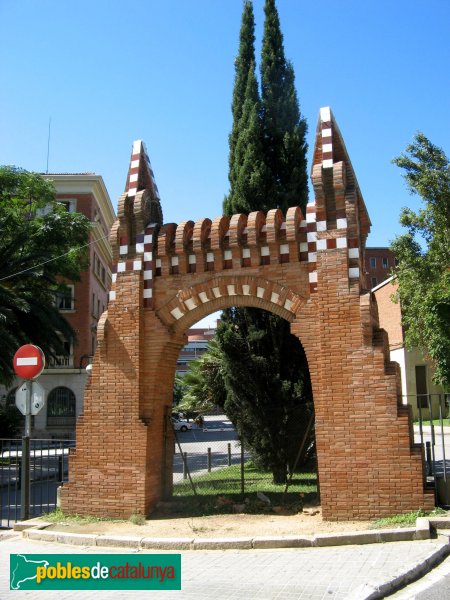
(173, 375), (186, 408)
(391, 133), (450, 388)
(0, 166), (91, 384)
(177, 339), (227, 415)
(260, 0), (308, 213)
(0, 403), (23, 438)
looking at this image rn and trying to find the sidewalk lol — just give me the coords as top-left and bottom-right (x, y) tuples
(0, 530), (449, 600)
(1, 517), (450, 599)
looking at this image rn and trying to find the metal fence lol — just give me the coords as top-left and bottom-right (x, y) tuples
(171, 413), (317, 511)
(402, 393), (450, 508)
(0, 438), (72, 528)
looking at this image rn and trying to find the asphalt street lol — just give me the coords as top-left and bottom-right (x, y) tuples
(173, 415), (247, 483)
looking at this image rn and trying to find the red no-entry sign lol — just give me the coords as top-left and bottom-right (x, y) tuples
(13, 344), (45, 380)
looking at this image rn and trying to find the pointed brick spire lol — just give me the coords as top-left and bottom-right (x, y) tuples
(125, 140), (161, 201)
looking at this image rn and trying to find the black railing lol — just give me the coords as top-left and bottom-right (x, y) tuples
(0, 438), (73, 529)
(399, 393), (450, 507)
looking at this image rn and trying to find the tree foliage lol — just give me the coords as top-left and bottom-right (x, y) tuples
(216, 0), (312, 484)
(260, 0), (308, 214)
(225, 0), (257, 216)
(0, 166), (91, 384)
(391, 133), (450, 388)
(183, 1), (313, 484)
(225, 61), (268, 215)
(176, 339), (227, 415)
(0, 402), (23, 438)
(216, 310), (313, 483)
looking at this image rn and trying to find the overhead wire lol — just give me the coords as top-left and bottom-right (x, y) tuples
(0, 232), (110, 283)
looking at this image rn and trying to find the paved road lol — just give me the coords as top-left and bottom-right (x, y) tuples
(414, 426), (450, 467)
(414, 426), (450, 504)
(0, 479), (61, 529)
(0, 534), (447, 599)
(173, 415), (247, 484)
(390, 554), (450, 599)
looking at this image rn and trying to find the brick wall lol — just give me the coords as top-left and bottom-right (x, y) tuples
(373, 279), (403, 350)
(61, 112), (433, 521)
(365, 247), (397, 289)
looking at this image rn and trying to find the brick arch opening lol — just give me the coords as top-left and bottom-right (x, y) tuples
(158, 275), (305, 332)
(149, 289), (314, 503)
(61, 109), (434, 521)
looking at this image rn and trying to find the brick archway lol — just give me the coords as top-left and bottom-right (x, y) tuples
(61, 109), (434, 520)
(158, 275), (305, 331)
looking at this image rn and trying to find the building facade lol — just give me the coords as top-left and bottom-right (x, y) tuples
(1, 174), (115, 439)
(364, 247), (397, 289)
(373, 276), (446, 418)
(176, 327), (217, 375)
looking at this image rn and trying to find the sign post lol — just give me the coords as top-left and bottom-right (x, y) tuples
(13, 345), (46, 520)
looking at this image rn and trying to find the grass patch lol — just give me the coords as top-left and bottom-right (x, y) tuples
(171, 462), (317, 516)
(44, 508), (127, 525)
(129, 512), (146, 526)
(372, 507), (448, 529)
(414, 419), (450, 427)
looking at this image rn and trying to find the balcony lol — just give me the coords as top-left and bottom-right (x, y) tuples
(47, 415), (76, 427)
(47, 355), (74, 369)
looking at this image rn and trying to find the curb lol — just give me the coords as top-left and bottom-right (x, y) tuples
(17, 516), (450, 552)
(347, 543), (450, 600)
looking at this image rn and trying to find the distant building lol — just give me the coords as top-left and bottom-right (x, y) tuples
(176, 327), (217, 375)
(1, 174), (115, 439)
(364, 247), (397, 289)
(373, 276), (446, 418)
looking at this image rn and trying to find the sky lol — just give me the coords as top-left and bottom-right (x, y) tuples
(1, 0), (449, 255)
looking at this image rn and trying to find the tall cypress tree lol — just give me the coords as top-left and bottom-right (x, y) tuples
(213, 0), (313, 485)
(224, 0), (258, 216)
(261, 0), (308, 213)
(226, 62), (268, 215)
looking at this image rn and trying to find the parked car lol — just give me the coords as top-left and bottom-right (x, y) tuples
(171, 417), (192, 432)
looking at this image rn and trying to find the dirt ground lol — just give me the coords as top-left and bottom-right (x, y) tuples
(44, 508), (381, 538)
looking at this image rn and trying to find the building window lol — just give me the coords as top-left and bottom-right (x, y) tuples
(371, 277), (378, 288)
(370, 257), (376, 268)
(48, 340), (73, 368)
(55, 285), (74, 311)
(57, 199), (77, 213)
(47, 387), (76, 426)
(415, 365), (428, 409)
(382, 257), (389, 268)
(93, 253), (107, 287)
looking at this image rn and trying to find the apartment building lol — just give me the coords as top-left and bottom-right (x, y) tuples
(2, 174), (115, 438)
(176, 327), (217, 375)
(364, 247), (397, 289)
(373, 276), (446, 418)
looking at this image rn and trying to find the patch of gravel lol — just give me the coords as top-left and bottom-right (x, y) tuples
(44, 508), (377, 538)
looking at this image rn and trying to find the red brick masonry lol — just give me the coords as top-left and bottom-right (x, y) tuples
(61, 109), (433, 520)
